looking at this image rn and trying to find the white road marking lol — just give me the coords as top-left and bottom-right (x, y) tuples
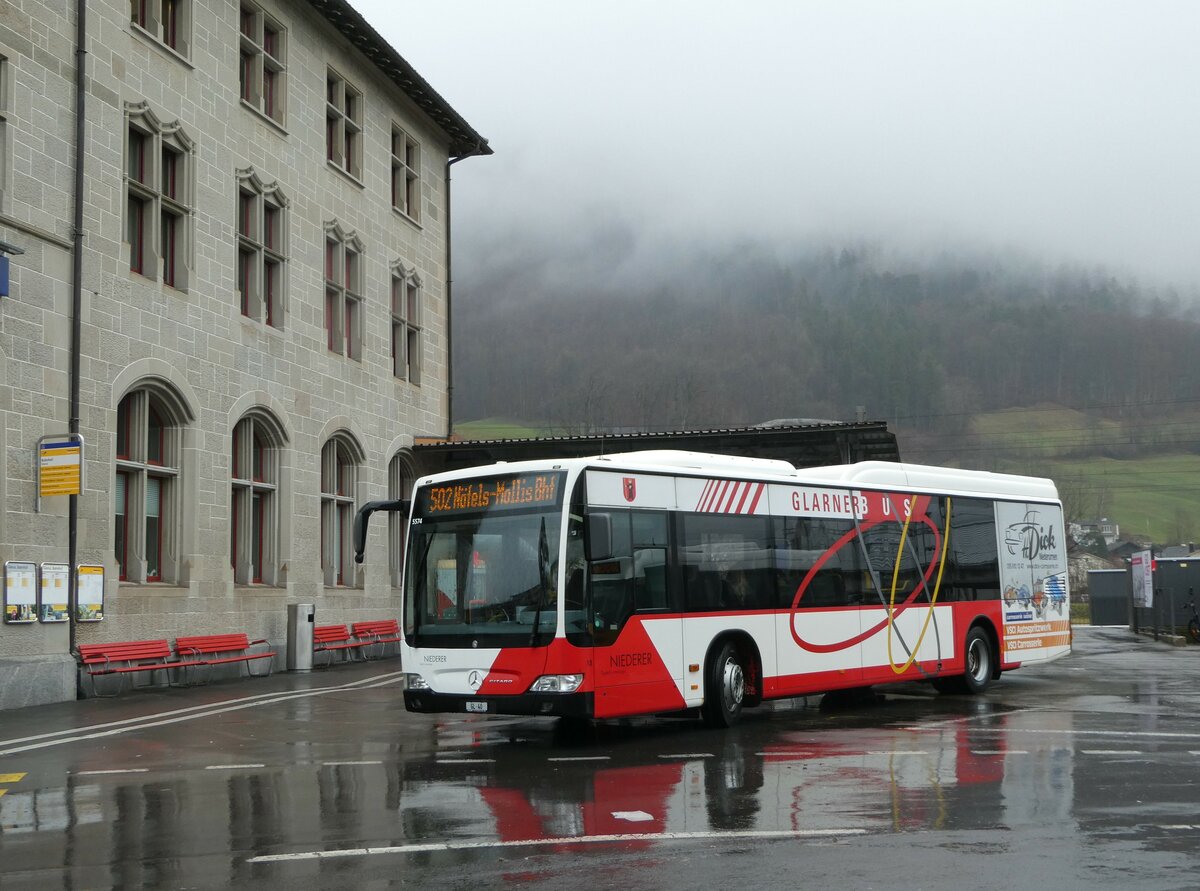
(1080, 750), (1143, 756)
(1161, 825), (1200, 830)
(612, 811), (655, 822)
(322, 761), (383, 766)
(436, 759), (496, 764)
(0, 674), (405, 757)
(547, 756), (611, 762)
(866, 751), (929, 756)
(657, 753), (713, 759)
(74, 768), (150, 776)
(206, 764), (266, 770)
(246, 827), (870, 862)
(970, 750), (1028, 756)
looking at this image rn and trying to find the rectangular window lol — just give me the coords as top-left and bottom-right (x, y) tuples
(325, 69), (361, 179)
(324, 232), (361, 358)
(237, 178), (286, 327)
(115, 471), (130, 581)
(680, 513), (775, 613)
(239, 4), (286, 126)
(252, 492), (264, 583)
(161, 210), (177, 287)
(128, 196), (147, 274)
(126, 114), (192, 288)
(145, 477), (162, 582)
(132, 0), (190, 58)
(391, 126), (420, 220)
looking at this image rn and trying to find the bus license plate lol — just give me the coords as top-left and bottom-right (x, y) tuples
(465, 701), (487, 713)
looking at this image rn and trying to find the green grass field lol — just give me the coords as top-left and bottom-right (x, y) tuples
(454, 418), (548, 440)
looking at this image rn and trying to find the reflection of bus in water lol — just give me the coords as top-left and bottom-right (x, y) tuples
(398, 717), (1059, 844)
(360, 450), (1070, 727)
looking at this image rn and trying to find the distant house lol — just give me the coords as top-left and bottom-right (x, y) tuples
(1070, 518), (1121, 547)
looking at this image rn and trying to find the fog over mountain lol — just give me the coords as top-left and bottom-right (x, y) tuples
(360, 1), (1200, 286)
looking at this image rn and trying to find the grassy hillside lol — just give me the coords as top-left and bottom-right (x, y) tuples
(1029, 454), (1200, 546)
(454, 418), (548, 440)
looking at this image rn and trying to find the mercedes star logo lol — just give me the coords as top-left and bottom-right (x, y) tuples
(468, 670), (482, 689)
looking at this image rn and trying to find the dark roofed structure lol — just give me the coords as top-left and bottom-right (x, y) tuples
(413, 420), (900, 477)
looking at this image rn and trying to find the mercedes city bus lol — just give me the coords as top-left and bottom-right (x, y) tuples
(354, 450), (1070, 727)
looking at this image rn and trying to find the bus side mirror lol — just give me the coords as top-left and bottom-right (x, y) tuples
(586, 513), (613, 561)
(353, 499), (410, 564)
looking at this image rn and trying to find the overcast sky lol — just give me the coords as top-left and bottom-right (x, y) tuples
(355, 1), (1200, 286)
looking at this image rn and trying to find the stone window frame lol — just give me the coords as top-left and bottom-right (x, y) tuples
(236, 168), (288, 327)
(390, 260), (422, 384)
(325, 67), (363, 182)
(323, 221), (364, 360)
(390, 124), (420, 222)
(239, 2), (287, 128)
(114, 382), (192, 584)
(124, 102), (194, 291)
(131, 0), (192, 61)
(320, 432), (364, 588)
(230, 409), (287, 586)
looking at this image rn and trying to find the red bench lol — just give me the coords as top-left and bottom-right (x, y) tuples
(174, 633), (274, 685)
(314, 624), (372, 666)
(78, 640), (185, 697)
(352, 619), (402, 659)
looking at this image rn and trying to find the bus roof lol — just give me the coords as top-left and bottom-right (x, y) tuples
(417, 450), (1060, 502)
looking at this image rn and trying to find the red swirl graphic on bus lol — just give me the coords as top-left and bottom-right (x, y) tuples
(788, 494), (945, 653)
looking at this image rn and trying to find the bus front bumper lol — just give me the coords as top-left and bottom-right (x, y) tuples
(403, 689), (594, 718)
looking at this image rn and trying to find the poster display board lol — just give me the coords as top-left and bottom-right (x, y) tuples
(1131, 550), (1154, 609)
(39, 563), (70, 623)
(76, 565), (105, 622)
(995, 502), (1071, 661)
(4, 561), (38, 623)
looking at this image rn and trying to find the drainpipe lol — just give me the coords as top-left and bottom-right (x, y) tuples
(444, 155), (467, 439)
(68, 0), (87, 655)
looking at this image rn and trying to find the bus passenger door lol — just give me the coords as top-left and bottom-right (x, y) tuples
(589, 510), (685, 718)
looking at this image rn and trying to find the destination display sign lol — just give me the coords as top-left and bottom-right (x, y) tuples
(417, 472), (565, 518)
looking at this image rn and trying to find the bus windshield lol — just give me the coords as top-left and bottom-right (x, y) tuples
(403, 471), (569, 648)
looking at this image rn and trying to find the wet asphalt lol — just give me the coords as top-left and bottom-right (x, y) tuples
(1, 627), (1199, 890)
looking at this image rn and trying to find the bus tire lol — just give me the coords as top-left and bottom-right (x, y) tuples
(702, 641), (746, 728)
(961, 626), (994, 695)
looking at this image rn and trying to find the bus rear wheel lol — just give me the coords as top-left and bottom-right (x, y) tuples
(702, 642), (745, 728)
(932, 626), (994, 695)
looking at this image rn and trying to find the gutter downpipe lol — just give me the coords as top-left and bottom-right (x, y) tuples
(68, 0), (87, 656)
(444, 152), (470, 439)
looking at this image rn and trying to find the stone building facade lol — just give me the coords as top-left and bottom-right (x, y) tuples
(0, 0), (489, 709)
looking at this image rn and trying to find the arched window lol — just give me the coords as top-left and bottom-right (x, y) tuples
(321, 433), (362, 586)
(388, 451), (416, 587)
(115, 384), (189, 583)
(231, 410), (286, 585)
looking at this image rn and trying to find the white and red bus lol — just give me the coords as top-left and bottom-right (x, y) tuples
(363, 450), (1070, 727)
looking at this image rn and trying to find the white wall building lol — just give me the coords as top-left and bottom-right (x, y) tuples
(0, 0), (490, 709)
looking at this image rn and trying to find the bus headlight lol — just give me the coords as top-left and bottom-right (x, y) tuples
(530, 674), (584, 694)
(406, 673), (431, 690)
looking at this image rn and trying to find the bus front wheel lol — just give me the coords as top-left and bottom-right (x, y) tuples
(702, 642), (745, 728)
